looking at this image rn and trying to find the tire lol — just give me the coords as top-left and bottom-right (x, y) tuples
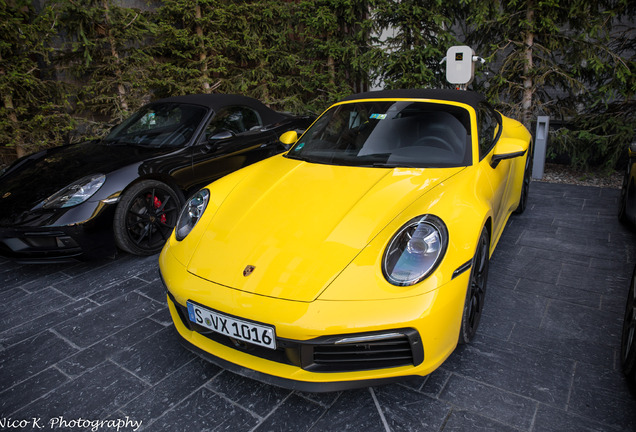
(113, 180), (182, 255)
(514, 146), (533, 214)
(621, 265), (636, 384)
(459, 227), (490, 344)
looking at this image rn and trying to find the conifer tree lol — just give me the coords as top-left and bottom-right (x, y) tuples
(371, 0), (456, 89)
(0, 0), (71, 159)
(51, 0), (156, 125)
(458, 0), (634, 169)
(151, 0), (235, 97)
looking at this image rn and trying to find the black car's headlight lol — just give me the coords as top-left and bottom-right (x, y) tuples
(382, 215), (448, 286)
(175, 189), (209, 241)
(39, 174), (106, 209)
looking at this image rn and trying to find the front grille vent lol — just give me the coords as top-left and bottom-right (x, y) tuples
(309, 335), (414, 372)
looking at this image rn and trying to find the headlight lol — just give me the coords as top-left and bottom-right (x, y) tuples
(175, 189), (209, 241)
(40, 174), (106, 209)
(382, 215), (448, 286)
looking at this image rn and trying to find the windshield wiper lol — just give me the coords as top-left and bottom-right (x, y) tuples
(372, 162), (423, 168)
(285, 154), (314, 162)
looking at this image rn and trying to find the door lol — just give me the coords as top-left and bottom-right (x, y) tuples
(190, 106), (277, 190)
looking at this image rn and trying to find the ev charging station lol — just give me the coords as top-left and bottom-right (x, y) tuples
(440, 45), (485, 90)
(441, 45), (549, 179)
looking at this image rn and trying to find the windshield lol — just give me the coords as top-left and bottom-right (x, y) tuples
(287, 101), (472, 168)
(105, 103), (207, 147)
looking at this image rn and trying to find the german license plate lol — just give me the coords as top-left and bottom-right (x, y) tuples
(186, 301), (276, 350)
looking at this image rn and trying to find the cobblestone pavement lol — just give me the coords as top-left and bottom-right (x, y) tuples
(1, 182), (636, 431)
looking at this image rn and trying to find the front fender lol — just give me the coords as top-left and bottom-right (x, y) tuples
(319, 165), (491, 301)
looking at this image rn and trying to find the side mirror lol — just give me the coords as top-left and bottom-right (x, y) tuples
(629, 142), (636, 155)
(279, 130), (298, 146)
(490, 138), (527, 168)
(208, 130), (235, 142)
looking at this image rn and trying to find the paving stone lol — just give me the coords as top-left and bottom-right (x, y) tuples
(0, 262), (69, 292)
(54, 292), (163, 348)
(568, 361), (636, 431)
(531, 196), (585, 213)
(443, 336), (575, 406)
(0, 287), (75, 331)
(481, 286), (549, 330)
(136, 278), (168, 304)
(516, 278), (601, 309)
(510, 323), (615, 367)
(441, 409), (519, 432)
(147, 387), (259, 431)
(373, 383), (451, 431)
(499, 252), (561, 284)
(556, 225), (610, 242)
(252, 393), (325, 432)
(0, 299), (95, 350)
(293, 390), (341, 408)
(310, 389), (386, 432)
(541, 299), (622, 345)
(400, 367), (451, 397)
(57, 318), (165, 377)
(519, 230), (626, 262)
(110, 326), (196, 385)
(533, 403), (615, 432)
(120, 357), (220, 424)
(601, 288), (632, 314)
(0, 331), (78, 389)
(519, 245), (592, 267)
(0, 367), (69, 416)
(485, 269), (519, 292)
(558, 262), (629, 296)
(477, 311), (515, 341)
(88, 276), (150, 305)
(206, 370), (291, 417)
(148, 308), (173, 326)
(439, 374), (537, 430)
(20, 270), (74, 293)
(53, 254), (158, 299)
(13, 361), (148, 420)
(135, 265), (162, 284)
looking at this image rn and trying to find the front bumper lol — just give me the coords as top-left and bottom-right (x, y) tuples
(159, 245), (470, 391)
(0, 200), (117, 262)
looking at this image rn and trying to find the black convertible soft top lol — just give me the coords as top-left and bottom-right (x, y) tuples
(152, 94), (289, 124)
(340, 89), (485, 111)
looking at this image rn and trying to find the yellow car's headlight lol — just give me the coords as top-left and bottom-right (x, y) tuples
(175, 189), (209, 241)
(382, 215), (448, 286)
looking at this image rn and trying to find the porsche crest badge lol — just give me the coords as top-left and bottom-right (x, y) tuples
(243, 265), (255, 277)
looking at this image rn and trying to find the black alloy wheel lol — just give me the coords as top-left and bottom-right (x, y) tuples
(114, 180), (182, 255)
(621, 265), (636, 384)
(459, 227), (490, 344)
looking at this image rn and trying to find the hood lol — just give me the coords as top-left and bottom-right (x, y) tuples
(0, 141), (174, 224)
(187, 156), (464, 302)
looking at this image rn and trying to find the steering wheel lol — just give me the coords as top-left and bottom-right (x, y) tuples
(413, 136), (456, 153)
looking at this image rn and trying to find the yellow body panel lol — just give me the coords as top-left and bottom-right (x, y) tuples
(159, 93), (531, 389)
(186, 155), (464, 301)
(161, 244), (470, 384)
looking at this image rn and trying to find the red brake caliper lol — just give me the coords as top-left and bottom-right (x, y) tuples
(152, 195), (167, 224)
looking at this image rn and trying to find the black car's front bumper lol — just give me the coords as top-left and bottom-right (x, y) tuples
(0, 200), (118, 263)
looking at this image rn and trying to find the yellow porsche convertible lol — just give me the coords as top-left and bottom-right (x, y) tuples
(159, 89), (532, 391)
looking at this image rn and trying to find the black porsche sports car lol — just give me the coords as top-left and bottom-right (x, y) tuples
(0, 94), (313, 262)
